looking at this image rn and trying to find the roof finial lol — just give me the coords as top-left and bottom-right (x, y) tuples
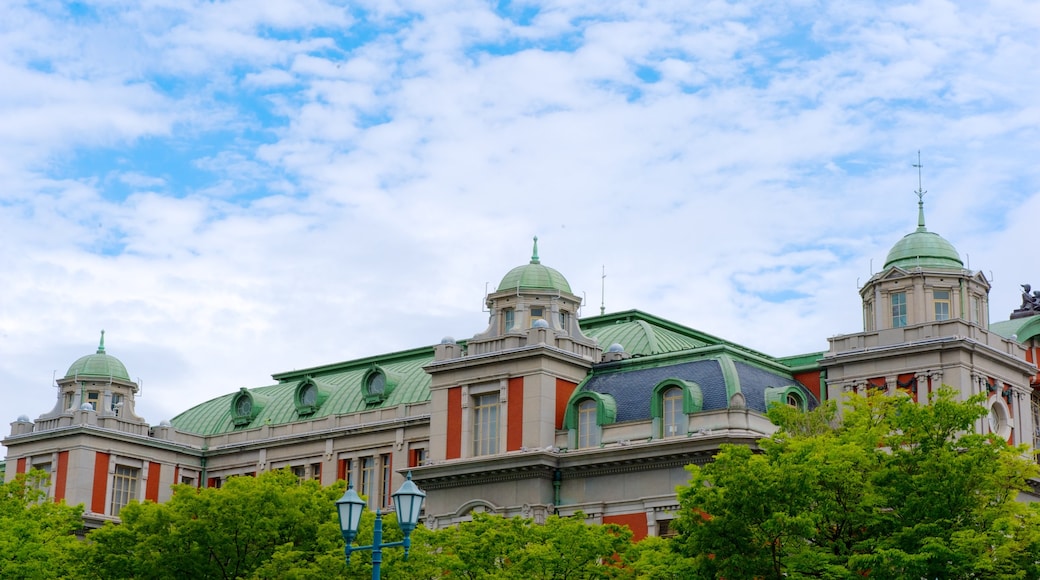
(97, 329), (106, 354)
(530, 236), (540, 264)
(913, 150), (927, 232)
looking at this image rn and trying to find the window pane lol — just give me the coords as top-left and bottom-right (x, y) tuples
(361, 457), (376, 508)
(891, 292), (907, 328)
(110, 465), (139, 517)
(663, 388), (684, 437)
(577, 399), (599, 448)
(380, 454), (392, 508)
(473, 393), (499, 456)
(934, 290), (950, 321)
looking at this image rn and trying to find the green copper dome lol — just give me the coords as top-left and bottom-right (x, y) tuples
(497, 237), (572, 293)
(883, 197), (963, 270)
(65, 331), (131, 381)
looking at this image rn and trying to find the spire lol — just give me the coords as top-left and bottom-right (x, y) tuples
(530, 236), (540, 264)
(97, 329), (106, 354)
(913, 150), (927, 232)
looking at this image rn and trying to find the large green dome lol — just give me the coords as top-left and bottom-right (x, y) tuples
(65, 331), (131, 381)
(883, 197), (963, 271)
(497, 237), (572, 293)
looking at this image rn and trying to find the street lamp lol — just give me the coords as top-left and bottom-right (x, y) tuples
(336, 471), (427, 580)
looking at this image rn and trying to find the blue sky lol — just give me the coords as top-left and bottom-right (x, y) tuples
(2, 0), (1039, 439)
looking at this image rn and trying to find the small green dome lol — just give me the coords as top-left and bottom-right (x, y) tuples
(497, 237), (572, 293)
(883, 196), (963, 271)
(65, 331), (131, 381)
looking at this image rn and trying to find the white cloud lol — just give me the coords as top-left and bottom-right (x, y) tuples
(2, 0), (1039, 444)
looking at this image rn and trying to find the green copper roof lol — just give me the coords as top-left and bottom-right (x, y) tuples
(496, 237), (572, 293)
(170, 346), (434, 436)
(990, 314), (1040, 344)
(64, 331), (131, 381)
(581, 316), (710, 356)
(579, 310), (779, 361)
(883, 197), (963, 270)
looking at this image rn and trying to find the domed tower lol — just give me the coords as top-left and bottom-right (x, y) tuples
(859, 192), (989, 332)
(463, 236), (597, 352)
(823, 172), (1035, 446)
(45, 331), (145, 423)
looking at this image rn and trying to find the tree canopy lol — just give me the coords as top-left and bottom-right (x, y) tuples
(672, 388), (1040, 579)
(0, 470), (85, 579)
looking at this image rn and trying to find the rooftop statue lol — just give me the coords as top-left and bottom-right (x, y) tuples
(1011, 283), (1040, 319)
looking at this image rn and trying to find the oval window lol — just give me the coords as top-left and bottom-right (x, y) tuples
(236, 396), (252, 416)
(301, 383), (318, 406)
(367, 373), (385, 395)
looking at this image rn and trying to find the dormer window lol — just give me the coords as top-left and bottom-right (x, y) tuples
(765, 386), (807, 411)
(231, 388), (266, 426)
(294, 377), (330, 416)
(504, 309), (515, 331)
(362, 366), (398, 405)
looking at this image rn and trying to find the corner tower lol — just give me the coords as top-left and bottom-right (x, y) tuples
(421, 238), (601, 524)
(823, 168), (1035, 447)
(859, 192), (990, 332)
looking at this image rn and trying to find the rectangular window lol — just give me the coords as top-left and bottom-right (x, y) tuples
(180, 475), (195, 486)
(863, 301), (875, 332)
(530, 307), (544, 324)
(504, 309), (515, 331)
(111, 393), (124, 416)
(111, 465), (139, 517)
(380, 454), (392, 508)
(891, 292), (907, 328)
(559, 311), (569, 330)
(63, 392), (74, 411)
(31, 462), (52, 495)
(311, 462), (322, 482)
(208, 477), (222, 489)
(86, 391), (100, 411)
(934, 290), (951, 321)
(361, 457), (376, 508)
(473, 393), (500, 456)
(291, 465), (306, 480)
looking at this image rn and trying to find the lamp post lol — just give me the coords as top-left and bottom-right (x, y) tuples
(336, 471), (427, 580)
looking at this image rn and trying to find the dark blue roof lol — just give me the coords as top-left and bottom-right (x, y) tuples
(579, 357), (817, 422)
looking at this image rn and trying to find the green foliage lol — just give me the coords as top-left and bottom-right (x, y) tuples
(392, 511), (633, 579)
(673, 388), (1040, 579)
(79, 469), (349, 580)
(0, 470), (85, 579)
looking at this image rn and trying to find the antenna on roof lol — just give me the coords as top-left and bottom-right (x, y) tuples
(600, 265), (606, 315)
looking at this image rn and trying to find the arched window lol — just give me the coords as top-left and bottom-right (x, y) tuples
(562, 391), (617, 449)
(650, 379), (702, 439)
(577, 399), (600, 448)
(662, 387), (684, 437)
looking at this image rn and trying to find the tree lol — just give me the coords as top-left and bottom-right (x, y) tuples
(390, 511), (633, 579)
(79, 469), (348, 579)
(673, 388), (1040, 579)
(0, 469), (86, 579)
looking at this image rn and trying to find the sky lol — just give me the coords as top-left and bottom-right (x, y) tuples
(2, 0), (1039, 448)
